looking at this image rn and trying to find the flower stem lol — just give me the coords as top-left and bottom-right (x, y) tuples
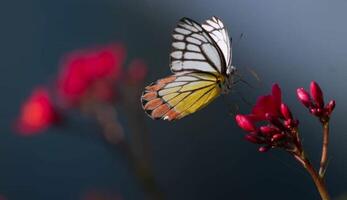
(295, 155), (330, 200)
(319, 121), (329, 177)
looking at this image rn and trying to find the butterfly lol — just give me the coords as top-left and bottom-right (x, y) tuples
(141, 16), (236, 121)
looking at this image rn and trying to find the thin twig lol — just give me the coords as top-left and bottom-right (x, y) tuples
(298, 156), (331, 200)
(319, 121), (329, 178)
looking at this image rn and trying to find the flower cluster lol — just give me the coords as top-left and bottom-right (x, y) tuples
(235, 81), (335, 154)
(297, 81), (335, 122)
(235, 81), (336, 199)
(235, 84), (300, 152)
(15, 43), (148, 135)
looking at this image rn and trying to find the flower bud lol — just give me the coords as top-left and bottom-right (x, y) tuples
(258, 146), (270, 152)
(271, 133), (285, 142)
(235, 115), (257, 132)
(316, 108), (324, 115)
(310, 108), (317, 114)
(280, 103), (293, 120)
(284, 119), (299, 129)
(259, 126), (278, 136)
(310, 81), (324, 108)
(310, 108), (323, 116)
(245, 134), (263, 144)
(265, 113), (285, 130)
(296, 88), (312, 108)
(326, 100), (336, 115)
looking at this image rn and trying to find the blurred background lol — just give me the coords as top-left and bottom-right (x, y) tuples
(1, 0), (347, 199)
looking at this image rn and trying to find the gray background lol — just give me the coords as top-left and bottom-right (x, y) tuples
(0, 0), (346, 199)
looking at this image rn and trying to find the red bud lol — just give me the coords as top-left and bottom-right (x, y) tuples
(280, 103), (293, 120)
(258, 146), (270, 152)
(326, 100), (336, 115)
(310, 81), (324, 108)
(297, 88), (312, 108)
(235, 115), (257, 132)
(284, 119), (299, 128)
(245, 134), (263, 144)
(265, 113), (285, 130)
(259, 126), (278, 136)
(271, 133), (285, 142)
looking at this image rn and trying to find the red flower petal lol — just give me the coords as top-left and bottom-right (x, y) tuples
(57, 44), (126, 105)
(251, 95), (280, 120)
(272, 83), (282, 107)
(251, 84), (283, 120)
(85, 45), (125, 81)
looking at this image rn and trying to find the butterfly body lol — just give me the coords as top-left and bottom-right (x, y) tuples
(141, 16), (235, 121)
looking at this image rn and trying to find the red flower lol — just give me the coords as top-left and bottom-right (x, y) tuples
(251, 84), (282, 120)
(57, 57), (91, 103)
(15, 88), (59, 135)
(235, 83), (298, 152)
(57, 44), (125, 105)
(83, 45), (125, 81)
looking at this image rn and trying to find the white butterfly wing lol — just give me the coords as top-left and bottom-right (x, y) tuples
(170, 18), (226, 74)
(202, 16), (232, 67)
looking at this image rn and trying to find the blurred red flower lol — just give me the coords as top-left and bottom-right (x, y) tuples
(15, 88), (59, 135)
(57, 44), (126, 105)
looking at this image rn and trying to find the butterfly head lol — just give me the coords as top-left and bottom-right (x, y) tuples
(221, 65), (236, 94)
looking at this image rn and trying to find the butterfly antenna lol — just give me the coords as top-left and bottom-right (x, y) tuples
(233, 32), (246, 47)
(222, 95), (240, 117)
(233, 89), (253, 107)
(245, 66), (262, 85)
(234, 75), (255, 89)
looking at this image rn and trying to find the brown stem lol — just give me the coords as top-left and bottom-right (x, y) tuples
(81, 101), (164, 200)
(294, 154), (330, 200)
(319, 122), (329, 177)
(120, 83), (164, 200)
(117, 140), (165, 200)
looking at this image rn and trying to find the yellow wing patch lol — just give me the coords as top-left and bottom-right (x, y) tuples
(141, 72), (221, 121)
